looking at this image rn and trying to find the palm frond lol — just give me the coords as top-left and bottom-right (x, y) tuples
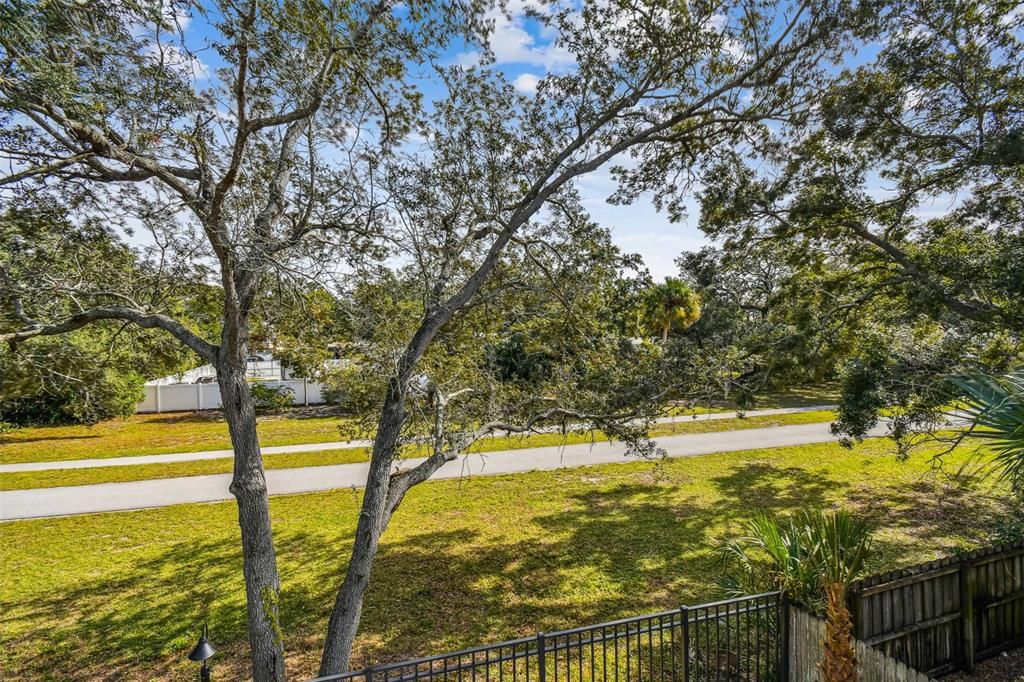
(950, 370), (1024, 488)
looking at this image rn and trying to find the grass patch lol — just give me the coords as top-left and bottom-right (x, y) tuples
(0, 410), (367, 465)
(0, 411), (835, 490)
(749, 383), (840, 409)
(0, 435), (1008, 681)
(667, 383), (838, 415)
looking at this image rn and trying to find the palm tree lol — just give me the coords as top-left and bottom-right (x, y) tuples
(949, 369), (1024, 490)
(642, 278), (701, 342)
(718, 510), (874, 682)
(809, 511), (873, 682)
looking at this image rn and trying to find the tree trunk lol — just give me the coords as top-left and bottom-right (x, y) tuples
(820, 581), (857, 682)
(318, 385), (406, 676)
(219, 363), (288, 682)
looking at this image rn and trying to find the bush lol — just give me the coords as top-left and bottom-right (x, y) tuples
(250, 383), (294, 411)
(321, 363), (384, 415)
(0, 369), (144, 426)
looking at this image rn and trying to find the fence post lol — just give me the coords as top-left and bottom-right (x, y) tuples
(780, 592), (791, 682)
(680, 606), (690, 682)
(960, 562), (976, 672)
(155, 383), (162, 413)
(537, 632), (546, 682)
(364, 665), (373, 682)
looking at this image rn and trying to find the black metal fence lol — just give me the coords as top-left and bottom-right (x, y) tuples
(311, 592), (784, 682)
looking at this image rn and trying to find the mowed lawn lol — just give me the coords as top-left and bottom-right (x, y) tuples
(0, 410), (365, 465)
(0, 410), (836, 490)
(0, 384), (839, 467)
(0, 437), (1008, 681)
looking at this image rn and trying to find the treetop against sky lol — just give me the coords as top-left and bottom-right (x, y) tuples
(112, 0), (1003, 280)
(0, 0), (853, 279)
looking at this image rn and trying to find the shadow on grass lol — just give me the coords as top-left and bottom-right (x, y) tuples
(5, 458), (998, 681)
(845, 473), (1009, 552)
(0, 433), (102, 445)
(5, 528), (351, 681)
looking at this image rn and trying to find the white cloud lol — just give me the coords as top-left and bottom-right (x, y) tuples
(454, 3), (575, 71)
(613, 229), (707, 280)
(707, 12), (748, 62)
(513, 72), (541, 94)
(452, 50), (483, 68)
(574, 167), (708, 279)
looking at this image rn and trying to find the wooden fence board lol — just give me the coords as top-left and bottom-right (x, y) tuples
(848, 540), (1024, 675)
(788, 608), (935, 682)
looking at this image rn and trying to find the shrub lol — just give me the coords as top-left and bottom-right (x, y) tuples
(321, 363), (384, 415)
(0, 369), (144, 426)
(250, 383), (294, 411)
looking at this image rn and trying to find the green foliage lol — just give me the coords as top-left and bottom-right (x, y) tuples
(718, 510), (875, 612)
(486, 332), (556, 385)
(686, 0), (1024, 442)
(0, 208), (210, 425)
(254, 288), (351, 382)
(830, 327), (969, 450)
(642, 278), (702, 342)
(321, 361), (386, 418)
(987, 501), (1024, 545)
(0, 366), (144, 426)
(950, 368), (1024, 490)
(250, 384), (295, 412)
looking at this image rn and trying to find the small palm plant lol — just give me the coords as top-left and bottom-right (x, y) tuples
(949, 369), (1024, 490)
(718, 510), (874, 682)
(717, 513), (822, 606)
(808, 511), (873, 682)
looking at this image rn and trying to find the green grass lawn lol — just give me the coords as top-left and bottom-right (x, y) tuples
(0, 435), (1008, 681)
(0, 410), (367, 465)
(0, 411), (835, 490)
(0, 385), (838, 467)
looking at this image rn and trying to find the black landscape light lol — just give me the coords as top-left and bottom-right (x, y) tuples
(188, 623), (217, 681)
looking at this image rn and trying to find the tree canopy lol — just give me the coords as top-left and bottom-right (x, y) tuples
(686, 0), (1024, 443)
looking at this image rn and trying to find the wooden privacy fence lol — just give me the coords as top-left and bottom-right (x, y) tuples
(849, 539), (1024, 676)
(788, 607), (935, 682)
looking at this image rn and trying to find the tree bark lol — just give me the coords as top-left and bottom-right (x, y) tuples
(318, 382), (406, 675)
(219, 361), (288, 682)
(820, 581), (857, 682)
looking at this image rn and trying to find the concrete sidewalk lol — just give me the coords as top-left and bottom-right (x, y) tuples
(0, 419), (884, 521)
(0, 405), (833, 473)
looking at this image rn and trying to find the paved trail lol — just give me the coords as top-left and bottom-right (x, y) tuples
(0, 405), (832, 473)
(0, 420), (886, 521)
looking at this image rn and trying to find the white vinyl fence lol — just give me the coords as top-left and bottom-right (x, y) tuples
(137, 379), (326, 413)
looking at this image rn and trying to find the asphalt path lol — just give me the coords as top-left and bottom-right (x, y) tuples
(0, 419), (887, 521)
